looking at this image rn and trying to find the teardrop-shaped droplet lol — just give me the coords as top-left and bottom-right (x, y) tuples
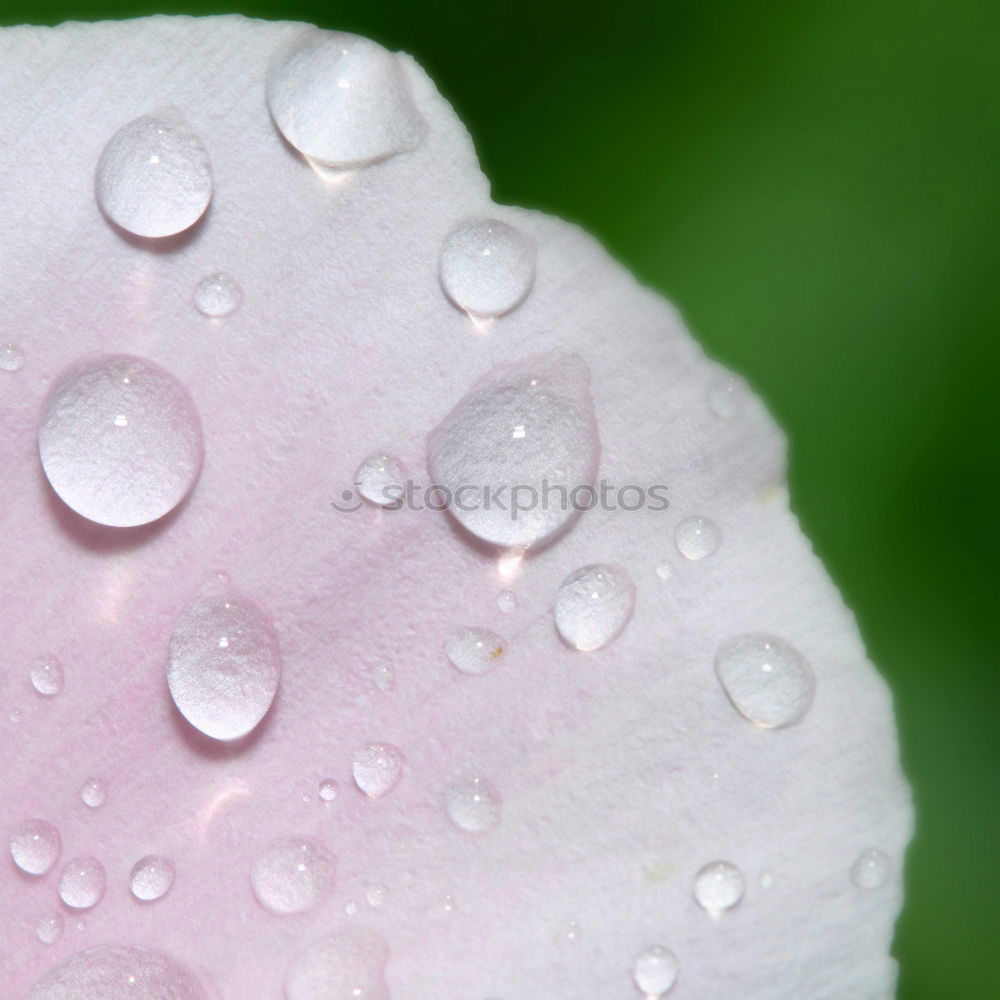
(714, 633), (815, 728)
(632, 945), (679, 997)
(439, 218), (536, 318)
(9, 819), (61, 875)
(28, 945), (207, 1000)
(427, 353), (600, 548)
(352, 743), (403, 798)
(444, 775), (502, 833)
(194, 272), (242, 317)
(38, 354), (204, 528)
(554, 564), (636, 652)
(79, 777), (106, 809)
(250, 836), (336, 915)
(285, 928), (391, 1000)
(674, 516), (721, 561)
(266, 29), (426, 169)
(1, 343), (25, 372)
(36, 913), (64, 946)
(58, 856), (106, 909)
(95, 109), (212, 238)
(693, 860), (744, 914)
(167, 589), (282, 741)
(850, 848), (891, 890)
(444, 626), (505, 675)
(29, 654), (64, 696)
(130, 855), (176, 901)
(355, 452), (407, 506)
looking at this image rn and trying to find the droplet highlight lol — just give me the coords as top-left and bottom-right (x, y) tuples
(29, 654), (64, 696)
(10, 819), (61, 875)
(554, 564), (636, 652)
(444, 775), (501, 833)
(285, 928), (391, 1000)
(193, 272), (242, 317)
(251, 836), (336, 915)
(632, 946), (679, 998)
(353, 742), (403, 798)
(693, 860), (744, 914)
(79, 778), (106, 809)
(58, 856), (106, 910)
(1, 343), (25, 372)
(130, 855), (176, 901)
(851, 848), (891, 890)
(36, 913), (64, 946)
(355, 452), (407, 507)
(444, 626), (505, 676)
(674, 516), (721, 561)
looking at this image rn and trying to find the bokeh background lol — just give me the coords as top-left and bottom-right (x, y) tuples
(3, 2), (997, 997)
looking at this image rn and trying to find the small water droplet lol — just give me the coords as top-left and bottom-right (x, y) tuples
(10, 819), (61, 875)
(344, 899), (359, 915)
(80, 778), (106, 809)
(58, 856), (106, 909)
(655, 561), (672, 580)
(318, 778), (339, 802)
(193, 272), (242, 317)
(250, 836), (336, 915)
(760, 871), (774, 889)
(444, 627), (505, 676)
(38, 354), (204, 527)
(95, 109), (212, 238)
(632, 945), (679, 998)
(850, 848), (891, 890)
(285, 928), (391, 1000)
(554, 564), (636, 652)
(674, 516), (721, 561)
(1, 343), (25, 372)
(707, 375), (747, 419)
(355, 452), (407, 507)
(167, 589), (282, 741)
(444, 775), (501, 833)
(35, 913), (64, 945)
(428, 893), (457, 918)
(715, 634), (815, 728)
(427, 353), (600, 548)
(352, 743), (403, 798)
(366, 883), (389, 907)
(496, 589), (518, 614)
(130, 855), (175, 901)
(9, 706), (22, 723)
(29, 654), (64, 696)
(371, 661), (395, 693)
(693, 860), (744, 914)
(267, 29), (426, 168)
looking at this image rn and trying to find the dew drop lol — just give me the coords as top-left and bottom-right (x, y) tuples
(655, 561), (672, 581)
(444, 627), (505, 676)
(1, 343), (25, 372)
(319, 778), (340, 802)
(428, 893), (457, 918)
(496, 589), (518, 614)
(693, 860), (744, 914)
(38, 354), (204, 528)
(632, 945), (679, 998)
(36, 913), (63, 946)
(427, 353), (600, 548)
(851, 848), (891, 890)
(372, 662), (395, 693)
(707, 375), (747, 419)
(167, 589), (282, 741)
(352, 743), (403, 798)
(58, 856), (106, 910)
(130, 855), (176, 901)
(366, 883), (388, 907)
(194, 272), (242, 317)
(27, 945), (207, 1000)
(95, 109), (212, 238)
(29, 654), (64, 696)
(345, 899), (359, 915)
(356, 452), (407, 507)
(79, 778), (106, 809)
(250, 836), (336, 915)
(10, 819), (61, 875)
(554, 564), (636, 652)
(674, 516), (721, 561)
(714, 633), (815, 729)
(285, 928), (391, 1000)
(267, 28), (426, 169)
(760, 871), (774, 889)
(444, 775), (502, 833)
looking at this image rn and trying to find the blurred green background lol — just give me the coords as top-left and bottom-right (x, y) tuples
(4, 1), (998, 996)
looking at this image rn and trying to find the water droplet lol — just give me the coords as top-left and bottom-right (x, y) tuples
(693, 861), (744, 914)
(29, 654), (64, 696)
(9, 706), (22, 723)
(851, 848), (891, 890)
(35, 913), (64, 945)
(674, 516), (721, 561)
(760, 871), (774, 889)
(496, 589), (518, 614)
(344, 899), (359, 915)
(27, 945), (207, 1000)
(193, 272), (242, 317)
(318, 778), (340, 802)
(167, 589), (282, 741)
(371, 661), (395, 693)
(355, 452), (407, 507)
(428, 893), (457, 918)
(655, 561), (672, 580)
(707, 375), (747, 419)
(444, 775), (501, 833)
(632, 946), (679, 997)
(10, 819), (61, 875)
(130, 855), (176, 901)
(444, 627), (505, 676)
(715, 634), (815, 728)
(1, 343), (25, 372)
(95, 109), (212, 238)
(267, 28), (426, 168)
(353, 743), (403, 798)
(80, 778), (106, 809)
(250, 836), (336, 915)
(58, 856), (106, 909)
(285, 928), (391, 1000)
(562, 919), (582, 945)
(554, 564), (636, 652)
(38, 354), (204, 527)
(366, 883), (388, 907)
(439, 218), (536, 318)
(427, 353), (600, 548)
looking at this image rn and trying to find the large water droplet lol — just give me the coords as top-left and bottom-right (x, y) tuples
(850, 848), (891, 890)
(285, 928), (391, 1000)
(352, 743), (403, 798)
(130, 855), (176, 901)
(267, 29), (426, 169)
(427, 353), (600, 548)
(29, 654), (64, 696)
(674, 516), (721, 561)
(632, 946), (679, 997)
(444, 775), (501, 833)
(356, 452), (407, 506)
(554, 564), (636, 652)
(318, 778), (340, 802)
(10, 819), (61, 875)
(167, 589), (282, 741)
(444, 626), (505, 676)
(95, 109), (212, 238)
(58, 856), (106, 909)
(714, 633), (815, 728)
(79, 777), (106, 809)
(194, 272), (242, 317)
(439, 218), (536, 318)
(28, 945), (207, 1000)
(1, 343), (25, 372)
(36, 913), (64, 946)
(250, 836), (336, 915)
(693, 860), (744, 914)
(38, 354), (204, 528)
